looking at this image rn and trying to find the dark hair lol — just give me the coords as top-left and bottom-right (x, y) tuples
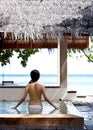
(30, 69), (40, 82)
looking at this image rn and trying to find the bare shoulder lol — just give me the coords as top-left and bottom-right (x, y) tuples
(36, 82), (44, 89)
(38, 83), (45, 87)
(25, 82), (45, 90)
(25, 84), (30, 91)
(39, 83), (45, 91)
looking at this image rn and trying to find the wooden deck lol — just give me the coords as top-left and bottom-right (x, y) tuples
(73, 95), (93, 130)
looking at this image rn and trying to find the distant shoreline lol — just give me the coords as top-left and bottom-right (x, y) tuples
(0, 73), (93, 76)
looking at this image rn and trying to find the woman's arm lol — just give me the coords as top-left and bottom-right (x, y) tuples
(42, 86), (60, 109)
(11, 86), (28, 109)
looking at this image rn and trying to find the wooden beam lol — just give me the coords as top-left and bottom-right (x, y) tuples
(0, 32), (4, 48)
(1, 39), (57, 49)
(0, 32), (89, 49)
(67, 36), (89, 49)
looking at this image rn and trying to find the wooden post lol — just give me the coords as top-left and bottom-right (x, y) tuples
(58, 36), (67, 99)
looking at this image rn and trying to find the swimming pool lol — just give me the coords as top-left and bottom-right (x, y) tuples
(0, 101), (60, 114)
(0, 101), (84, 130)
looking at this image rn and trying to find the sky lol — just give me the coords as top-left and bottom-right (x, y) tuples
(0, 49), (58, 74)
(0, 48), (93, 75)
(68, 57), (93, 74)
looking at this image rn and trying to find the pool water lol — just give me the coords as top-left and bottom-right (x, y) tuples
(0, 101), (84, 130)
(0, 101), (60, 114)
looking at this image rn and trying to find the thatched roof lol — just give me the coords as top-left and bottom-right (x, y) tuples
(0, 0), (93, 39)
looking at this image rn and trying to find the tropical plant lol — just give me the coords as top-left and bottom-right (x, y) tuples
(0, 49), (39, 67)
(67, 38), (93, 62)
(0, 39), (93, 67)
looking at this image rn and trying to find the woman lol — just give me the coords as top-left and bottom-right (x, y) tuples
(11, 69), (59, 114)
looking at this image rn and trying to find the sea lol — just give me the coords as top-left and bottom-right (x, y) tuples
(0, 74), (93, 95)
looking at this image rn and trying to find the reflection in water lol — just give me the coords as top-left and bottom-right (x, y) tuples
(15, 109), (21, 114)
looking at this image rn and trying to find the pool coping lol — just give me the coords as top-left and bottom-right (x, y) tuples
(0, 114), (84, 127)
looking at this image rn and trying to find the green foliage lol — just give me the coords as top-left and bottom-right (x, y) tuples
(67, 39), (93, 63)
(15, 49), (39, 67)
(0, 39), (93, 67)
(0, 49), (39, 67)
(67, 49), (83, 59)
(0, 49), (13, 66)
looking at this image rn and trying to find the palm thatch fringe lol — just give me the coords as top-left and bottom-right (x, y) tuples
(0, 0), (93, 39)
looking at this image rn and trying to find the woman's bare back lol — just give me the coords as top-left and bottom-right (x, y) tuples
(11, 70), (59, 110)
(27, 82), (43, 106)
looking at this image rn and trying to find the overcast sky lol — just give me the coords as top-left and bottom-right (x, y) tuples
(0, 49), (93, 75)
(0, 49), (57, 74)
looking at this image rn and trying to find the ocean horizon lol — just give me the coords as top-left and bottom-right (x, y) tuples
(0, 74), (93, 95)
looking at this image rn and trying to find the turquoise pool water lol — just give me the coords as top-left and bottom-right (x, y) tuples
(0, 101), (83, 130)
(0, 101), (60, 114)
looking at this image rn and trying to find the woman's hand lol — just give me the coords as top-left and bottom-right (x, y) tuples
(11, 106), (17, 109)
(55, 106), (61, 110)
